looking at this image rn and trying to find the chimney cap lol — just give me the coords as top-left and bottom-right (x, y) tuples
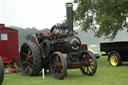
(0, 24), (5, 28)
(66, 2), (73, 7)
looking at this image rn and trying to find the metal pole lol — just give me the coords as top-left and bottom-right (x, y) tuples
(42, 68), (45, 79)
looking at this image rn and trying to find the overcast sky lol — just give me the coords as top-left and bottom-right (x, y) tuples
(0, 0), (74, 30)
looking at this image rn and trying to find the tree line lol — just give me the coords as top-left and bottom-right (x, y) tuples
(9, 26), (49, 47)
(10, 26), (128, 48)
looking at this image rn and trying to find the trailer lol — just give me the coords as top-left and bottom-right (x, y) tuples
(100, 41), (128, 66)
(0, 56), (4, 85)
(0, 24), (19, 73)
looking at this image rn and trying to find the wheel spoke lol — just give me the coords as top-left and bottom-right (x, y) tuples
(59, 62), (62, 67)
(54, 55), (57, 62)
(56, 69), (60, 76)
(83, 66), (85, 70)
(80, 51), (97, 76)
(57, 68), (63, 77)
(87, 66), (90, 74)
(28, 55), (33, 60)
(20, 42), (43, 76)
(89, 66), (93, 71)
(52, 65), (56, 71)
(25, 65), (30, 72)
(52, 57), (58, 72)
(52, 59), (56, 65)
(59, 66), (63, 73)
(50, 52), (67, 80)
(22, 52), (28, 57)
(25, 65), (32, 72)
(28, 66), (32, 73)
(24, 45), (29, 52)
(85, 67), (87, 73)
(89, 60), (93, 63)
(28, 49), (32, 55)
(90, 60), (94, 66)
(90, 63), (94, 66)
(52, 63), (57, 71)
(27, 47), (31, 52)
(56, 55), (59, 63)
(22, 61), (28, 64)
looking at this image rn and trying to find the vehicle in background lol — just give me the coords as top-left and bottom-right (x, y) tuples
(100, 41), (128, 67)
(88, 49), (100, 59)
(0, 24), (19, 73)
(0, 56), (4, 85)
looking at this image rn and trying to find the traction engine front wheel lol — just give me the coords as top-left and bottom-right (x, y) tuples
(80, 51), (97, 76)
(49, 52), (67, 80)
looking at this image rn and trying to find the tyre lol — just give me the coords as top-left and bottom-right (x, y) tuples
(49, 52), (67, 80)
(20, 42), (42, 76)
(80, 51), (97, 76)
(108, 51), (122, 67)
(0, 56), (4, 85)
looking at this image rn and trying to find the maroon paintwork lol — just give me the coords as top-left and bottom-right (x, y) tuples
(0, 24), (19, 62)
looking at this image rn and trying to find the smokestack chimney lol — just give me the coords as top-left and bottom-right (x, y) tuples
(66, 2), (73, 32)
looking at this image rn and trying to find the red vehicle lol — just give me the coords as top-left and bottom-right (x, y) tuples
(0, 56), (4, 85)
(0, 24), (19, 73)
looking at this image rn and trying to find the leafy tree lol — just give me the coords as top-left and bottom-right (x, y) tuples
(74, 0), (128, 39)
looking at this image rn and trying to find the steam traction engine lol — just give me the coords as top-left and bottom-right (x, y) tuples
(19, 3), (97, 80)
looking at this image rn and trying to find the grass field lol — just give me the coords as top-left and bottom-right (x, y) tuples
(2, 48), (128, 85)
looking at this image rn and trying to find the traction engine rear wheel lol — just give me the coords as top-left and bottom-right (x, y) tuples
(0, 56), (4, 85)
(50, 52), (67, 80)
(80, 51), (97, 76)
(20, 42), (42, 76)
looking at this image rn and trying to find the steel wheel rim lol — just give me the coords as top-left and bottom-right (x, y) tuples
(110, 56), (118, 66)
(20, 43), (33, 74)
(81, 52), (96, 75)
(51, 54), (64, 78)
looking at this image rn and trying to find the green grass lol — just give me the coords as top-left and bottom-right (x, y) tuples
(2, 49), (128, 85)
